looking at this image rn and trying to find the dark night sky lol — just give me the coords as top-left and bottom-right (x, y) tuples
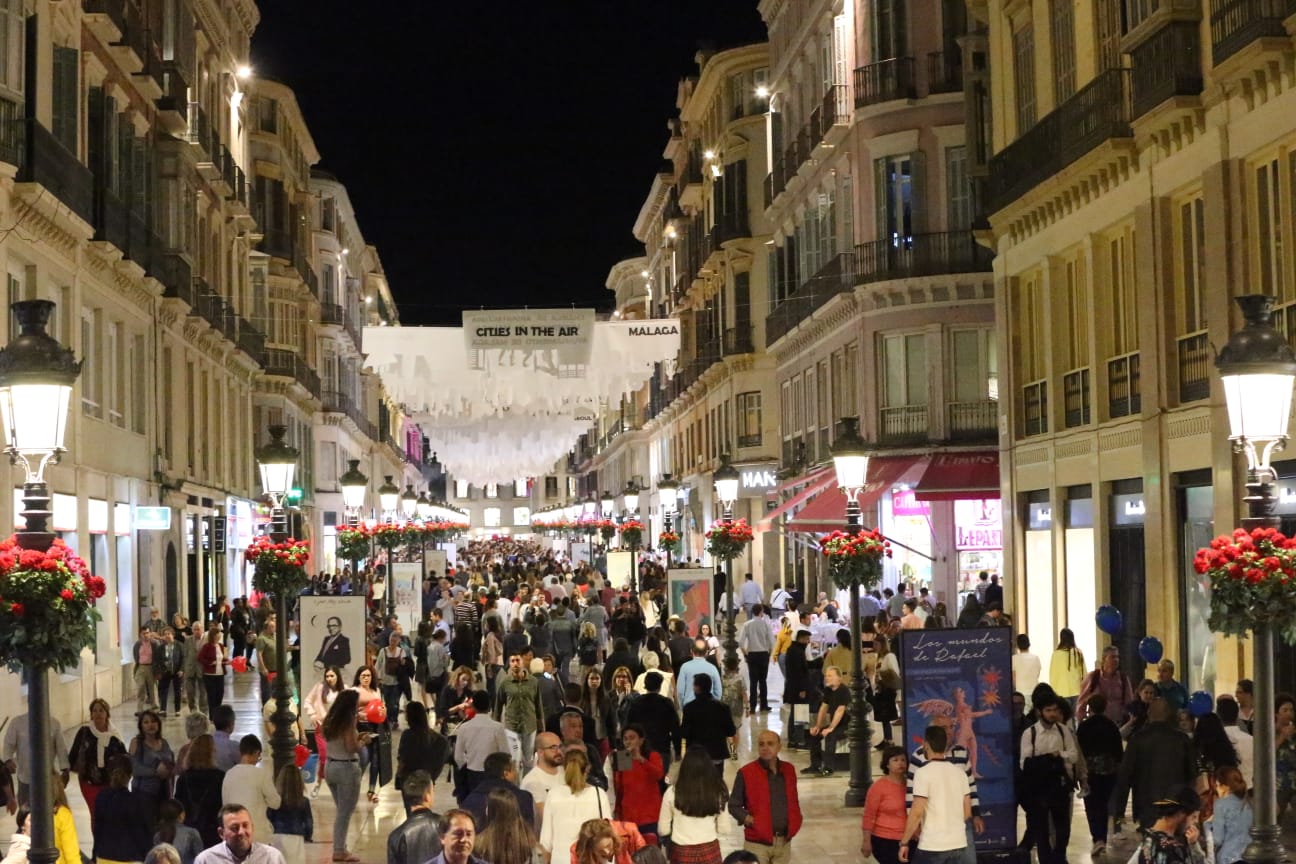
(251, 3), (768, 326)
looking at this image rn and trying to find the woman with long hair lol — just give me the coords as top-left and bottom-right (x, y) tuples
(474, 786), (539, 864)
(657, 748), (727, 864)
(396, 702), (450, 814)
(67, 697), (127, 818)
(1192, 712), (1239, 819)
(129, 709), (175, 828)
(861, 746), (913, 864)
(573, 818), (620, 864)
(196, 627), (226, 714)
(698, 624), (720, 661)
(872, 635), (901, 748)
(613, 724), (664, 837)
(1121, 679), (1158, 739)
(610, 666), (638, 745)
(438, 665), (477, 736)
(539, 748), (611, 863)
(579, 668), (614, 756)
(152, 799), (202, 864)
(578, 621), (600, 675)
(305, 665), (345, 796)
(451, 622), (479, 670)
(173, 735), (224, 847)
(1049, 628), (1086, 713)
(267, 763), (314, 858)
(93, 756), (152, 864)
(321, 689), (368, 863)
(482, 615), (504, 698)
(351, 665), (384, 803)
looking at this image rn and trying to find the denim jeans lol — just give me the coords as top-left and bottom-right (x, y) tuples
(917, 848), (968, 864)
(325, 758), (361, 853)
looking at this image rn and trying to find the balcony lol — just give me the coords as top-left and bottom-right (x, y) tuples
(1023, 380), (1049, 437)
(320, 302), (345, 327)
(93, 184), (129, 255)
(710, 210), (750, 247)
(236, 318), (265, 364)
(83, 0), (127, 42)
(1177, 330), (1210, 403)
(986, 68), (1132, 214)
(765, 251), (857, 345)
(263, 348), (322, 399)
(1210, 0), (1289, 67)
(211, 145), (234, 195)
(680, 149), (704, 208)
(812, 84), (849, 147)
(854, 231), (993, 284)
(854, 58), (916, 108)
(737, 432), (763, 449)
(880, 404), (929, 444)
(15, 118), (93, 225)
(1108, 351), (1141, 418)
(322, 388), (355, 416)
(1130, 21), (1203, 118)
(723, 326), (754, 356)
(1063, 367), (1092, 428)
(260, 229), (293, 261)
(155, 62), (188, 129)
(928, 50), (964, 94)
(948, 401), (998, 442)
(154, 252), (193, 305)
(185, 102), (211, 157)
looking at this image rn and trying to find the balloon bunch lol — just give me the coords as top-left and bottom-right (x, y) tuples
(1095, 605), (1165, 665)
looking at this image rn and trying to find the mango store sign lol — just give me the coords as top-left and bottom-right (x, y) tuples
(954, 498), (1003, 550)
(737, 462), (779, 498)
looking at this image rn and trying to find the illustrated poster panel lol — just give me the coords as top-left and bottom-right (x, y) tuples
(301, 596), (368, 693)
(605, 551), (632, 589)
(437, 543), (458, 568)
(570, 542), (591, 566)
(899, 627), (1016, 850)
(391, 563), (422, 638)
(667, 569), (713, 637)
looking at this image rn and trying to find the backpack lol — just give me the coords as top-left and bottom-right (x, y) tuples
(1021, 724), (1074, 806)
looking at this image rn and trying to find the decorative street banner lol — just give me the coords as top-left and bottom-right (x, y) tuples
(301, 596), (367, 695)
(463, 309), (595, 364)
(667, 569), (713, 637)
(391, 563), (422, 638)
(898, 627), (1016, 850)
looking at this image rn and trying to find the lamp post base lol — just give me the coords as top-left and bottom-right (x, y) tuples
(25, 665), (59, 864)
(844, 579), (872, 807)
(269, 592), (297, 775)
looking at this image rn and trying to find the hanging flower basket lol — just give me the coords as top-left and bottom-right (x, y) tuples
(598, 519), (617, 542)
(248, 535), (311, 599)
(1194, 526), (1296, 642)
(0, 537), (103, 672)
(658, 531), (681, 554)
(336, 527), (370, 562)
(618, 520), (645, 548)
(821, 528), (892, 592)
(706, 518), (754, 561)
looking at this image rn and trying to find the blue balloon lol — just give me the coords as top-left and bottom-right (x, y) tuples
(1096, 605), (1123, 636)
(1138, 636), (1163, 665)
(1189, 691), (1214, 718)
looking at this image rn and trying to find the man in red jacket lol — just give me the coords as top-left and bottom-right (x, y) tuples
(727, 730), (802, 863)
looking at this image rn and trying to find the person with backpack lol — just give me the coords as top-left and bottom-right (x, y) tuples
(1020, 694), (1085, 864)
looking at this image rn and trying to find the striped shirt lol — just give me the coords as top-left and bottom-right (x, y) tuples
(907, 743), (981, 817)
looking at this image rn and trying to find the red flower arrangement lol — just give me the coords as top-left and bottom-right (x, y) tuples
(658, 530), (681, 553)
(822, 528), (892, 590)
(336, 527), (370, 562)
(0, 537), (103, 672)
(705, 518), (754, 561)
(247, 535), (311, 598)
(1194, 526), (1296, 640)
(618, 520), (645, 548)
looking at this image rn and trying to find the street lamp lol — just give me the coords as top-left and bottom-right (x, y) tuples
(255, 423), (300, 776)
(658, 474), (678, 565)
(600, 489), (615, 518)
(378, 475), (400, 522)
(0, 300), (79, 864)
(713, 453), (740, 672)
(401, 484), (418, 521)
(1216, 294), (1296, 864)
(416, 490), (431, 582)
(339, 459), (367, 579)
(624, 480), (641, 592)
(831, 415), (873, 807)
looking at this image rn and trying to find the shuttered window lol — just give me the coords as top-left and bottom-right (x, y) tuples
(51, 46), (78, 152)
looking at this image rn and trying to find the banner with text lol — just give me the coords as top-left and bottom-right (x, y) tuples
(391, 563), (423, 638)
(463, 309), (595, 364)
(899, 627), (1016, 850)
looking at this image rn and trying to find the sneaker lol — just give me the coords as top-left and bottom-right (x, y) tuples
(1091, 842), (1106, 857)
(820, 768), (835, 777)
(801, 765), (821, 775)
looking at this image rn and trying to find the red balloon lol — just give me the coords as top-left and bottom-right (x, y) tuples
(293, 744), (310, 768)
(365, 700), (388, 724)
(230, 656), (248, 673)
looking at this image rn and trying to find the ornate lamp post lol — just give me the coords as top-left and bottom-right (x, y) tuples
(416, 490), (432, 582)
(624, 480), (641, 592)
(583, 493), (598, 556)
(339, 459), (367, 578)
(713, 453), (741, 671)
(658, 474), (678, 566)
(255, 424), (300, 774)
(1216, 295), (1296, 864)
(831, 416), (873, 807)
(378, 475), (400, 523)
(401, 483), (418, 522)
(0, 300), (80, 864)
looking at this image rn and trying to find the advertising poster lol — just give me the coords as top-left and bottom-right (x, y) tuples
(301, 596), (368, 692)
(898, 627), (1016, 850)
(570, 542), (591, 566)
(391, 563), (422, 638)
(424, 550), (448, 582)
(437, 543), (458, 568)
(605, 551), (632, 589)
(667, 569), (713, 637)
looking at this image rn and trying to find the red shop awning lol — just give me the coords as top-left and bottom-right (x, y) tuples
(913, 451), (1001, 501)
(758, 465), (837, 529)
(787, 454), (929, 533)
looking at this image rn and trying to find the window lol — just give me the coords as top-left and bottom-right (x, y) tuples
(952, 329), (995, 402)
(737, 391), (762, 446)
(0, 0), (23, 101)
(1179, 196), (1207, 333)
(1095, 0), (1123, 72)
(544, 476), (558, 499)
(513, 507), (530, 526)
(843, 342), (859, 415)
(1013, 23), (1037, 134)
(1108, 227), (1138, 355)
(258, 97), (278, 134)
(946, 146), (971, 232)
(485, 482), (498, 499)
(106, 322), (124, 427)
(1050, 0), (1076, 104)
(875, 155), (921, 245)
(790, 374), (804, 435)
(515, 478), (529, 497)
(321, 197), (336, 232)
(51, 47), (78, 152)
(1257, 160), (1286, 301)
(1016, 273), (1046, 382)
(81, 309), (100, 418)
(567, 477), (578, 498)
(1064, 254), (1089, 371)
(874, 0), (908, 60)
(484, 508), (501, 528)
(454, 479), (470, 499)
(131, 334), (145, 434)
(883, 334), (929, 407)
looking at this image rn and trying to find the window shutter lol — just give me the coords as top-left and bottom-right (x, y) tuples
(87, 86), (105, 179)
(874, 157), (888, 241)
(910, 150), (927, 236)
(51, 46), (77, 151)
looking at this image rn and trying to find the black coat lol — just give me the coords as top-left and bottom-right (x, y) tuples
(462, 777), (535, 830)
(626, 692), (682, 758)
(783, 641), (813, 703)
(387, 807), (442, 864)
(602, 650), (641, 688)
(681, 694), (736, 762)
(1110, 721), (1196, 827)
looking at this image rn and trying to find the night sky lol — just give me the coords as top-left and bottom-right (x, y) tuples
(251, 3), (768, 327)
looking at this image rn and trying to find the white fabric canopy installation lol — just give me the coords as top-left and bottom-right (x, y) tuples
(362, 315), (680, 483)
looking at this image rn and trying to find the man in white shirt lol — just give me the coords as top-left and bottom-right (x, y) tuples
(453, 691), (510, 797)
(739, 573), (764, 619)
(769, 583), (791, 615)
(194, 803), (286, 864)
(220, 735), (281, 822)
(739, 604), (775, 712)
(520, 731), (565, 830)
(1218, 695), (1255, 787)
(1, 712), (67, 806)
(1019, 696), (1082, 864)
(1012, 634), (1042, 696)
(900, 725), (971, 864)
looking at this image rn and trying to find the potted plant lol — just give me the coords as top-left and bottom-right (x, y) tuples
(705, 518), (754, 561)
(821, 528), (892, 591)
(0, 537), (103, 672)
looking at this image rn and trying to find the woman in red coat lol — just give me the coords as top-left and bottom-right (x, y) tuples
(612, 724), (665, 838)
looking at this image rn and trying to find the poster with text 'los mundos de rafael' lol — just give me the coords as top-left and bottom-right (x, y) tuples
(899, 627), (1016, 851)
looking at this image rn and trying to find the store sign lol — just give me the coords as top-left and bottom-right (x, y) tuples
(955, 498), (1003, 550)
(737, 462), (779, 498)
(135, 506), (172, 531)
(892, 488), (930, 517)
